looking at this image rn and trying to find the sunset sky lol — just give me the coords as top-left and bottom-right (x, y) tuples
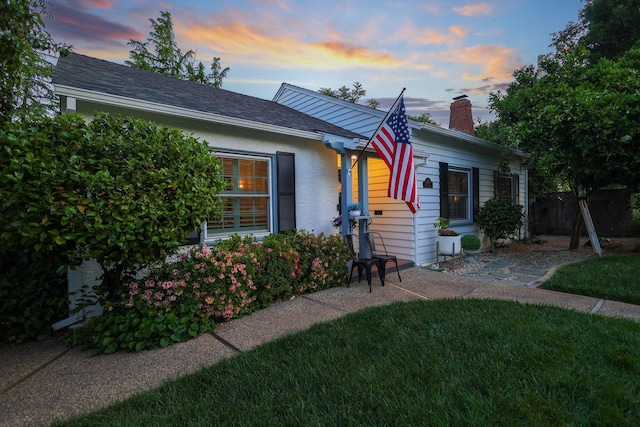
(44, 0), (584, 125)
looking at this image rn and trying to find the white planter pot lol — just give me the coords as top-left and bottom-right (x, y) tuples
(349, 210), (361, 217)
(436, 235), (462, 255)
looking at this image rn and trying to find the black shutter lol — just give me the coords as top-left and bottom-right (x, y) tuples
(473, 167), (479, 222)
(276, 152), (296, 232)
(439, 162), (449, 218)
(513, 174), (520, 205)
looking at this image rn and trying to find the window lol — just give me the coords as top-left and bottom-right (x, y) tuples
(498, 175), (513, 200)
(494, 171), (520, 204)
(439, 162), (478, 223)
(206, 155), (271, 238)
(448, 169), (471, 221)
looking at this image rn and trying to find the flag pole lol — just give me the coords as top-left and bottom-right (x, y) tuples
(351, 87), (406, 169)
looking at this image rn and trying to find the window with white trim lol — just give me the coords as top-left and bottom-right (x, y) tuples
(206, 155), (271, 238)
(448, 168), (472, 222)
(494, 171), (520, 205)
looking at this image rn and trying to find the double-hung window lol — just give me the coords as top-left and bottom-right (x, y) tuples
(447, 168), (471, 222)
(439, 162), (478, 224)
(206, 155), (271, 238)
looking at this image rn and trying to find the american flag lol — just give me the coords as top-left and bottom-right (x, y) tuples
(371, 96), (419, 213)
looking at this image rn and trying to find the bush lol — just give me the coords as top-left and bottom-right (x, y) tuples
(0, 113), (225, 303)
(0, 253), (67, 344)
(71, 231), (349, 354)
(286, 230), (350, 293)
(476, 198), (524, 251)
(461, 234), (481, 251)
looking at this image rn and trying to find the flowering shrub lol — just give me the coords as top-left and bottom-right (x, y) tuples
(73, 231), (349, 354)
(287, 230), (349, 293)
(252, 233), (303, 306)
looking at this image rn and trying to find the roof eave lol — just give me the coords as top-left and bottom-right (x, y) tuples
(54, 85), (326, 141)
(417, 123), (528, 157)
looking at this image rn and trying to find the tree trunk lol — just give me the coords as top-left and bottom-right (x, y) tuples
(569, 203), (584, 250)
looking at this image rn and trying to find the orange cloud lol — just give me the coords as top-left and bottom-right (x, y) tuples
(449, 25), (468, 39)
(177, 20), (402, 70)
(441, 45), (522, 82)
(393, 21), (468, 47)
(453, 2), (492, 17)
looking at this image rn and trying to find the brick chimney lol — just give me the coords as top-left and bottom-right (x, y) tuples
(448, 95), (475, 136)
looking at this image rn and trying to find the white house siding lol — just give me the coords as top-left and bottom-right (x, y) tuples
(367, 157), (415, 261)
(411, 132), (527, 266)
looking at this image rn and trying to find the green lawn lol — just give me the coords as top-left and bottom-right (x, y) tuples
(54, 299), (640, 426)
(541, 254), (640, 304)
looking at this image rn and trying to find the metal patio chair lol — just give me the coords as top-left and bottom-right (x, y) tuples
(344, 233), (384, 292)
(365, 231), (401, 282)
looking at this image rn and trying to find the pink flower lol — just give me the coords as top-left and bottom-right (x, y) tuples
(205, 296), (214, 305)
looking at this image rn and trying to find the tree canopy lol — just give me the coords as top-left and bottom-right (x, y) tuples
(0, 0), (69, 121)
(480, 0), (640, 247)
(126, 11), (229, 87)
(319, 82), (380, 109)
(552, 0), (640, 62)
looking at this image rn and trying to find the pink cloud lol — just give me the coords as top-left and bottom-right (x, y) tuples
(453, 2), (493, 17)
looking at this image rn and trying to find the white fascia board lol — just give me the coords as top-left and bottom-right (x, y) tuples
(55, 85), (324, 141)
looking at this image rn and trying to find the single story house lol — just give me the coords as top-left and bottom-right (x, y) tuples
(51, 53), (527, 326)
(273, 84), (528, 265)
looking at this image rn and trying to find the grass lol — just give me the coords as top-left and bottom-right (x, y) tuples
(53, 299), (640, 426)
(541, 254), (640, 305)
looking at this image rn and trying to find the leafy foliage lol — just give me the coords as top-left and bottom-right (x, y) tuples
(407, 112), (437, 125)
(0, 112), (224, 300)
(552, 0), (640, 63)
(0, 0), (69, 121)
(126, 10), (229, 87)
(476, 198), (524, 250)
(0, 252), (67, 344)
(319, 82), (380, 108)
(483, 0), (640, 203)
(71, 231), (349, 354)
(488, 47), (640, 194)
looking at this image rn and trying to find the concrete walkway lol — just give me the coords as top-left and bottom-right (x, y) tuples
(2, 263), (640, 427)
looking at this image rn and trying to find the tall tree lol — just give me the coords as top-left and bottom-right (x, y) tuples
(0, 0), (69, 121)
(126, 11), (229, 87)
(488, 46), (640, 247)
(482, 0), (640, 248)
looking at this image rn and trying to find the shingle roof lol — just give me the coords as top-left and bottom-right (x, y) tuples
(52, 53), (364, 140)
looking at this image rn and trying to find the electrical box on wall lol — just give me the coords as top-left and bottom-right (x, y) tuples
(374, 210), (383, 216)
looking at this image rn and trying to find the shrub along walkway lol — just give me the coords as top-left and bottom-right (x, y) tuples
(2, 241), (640, 427)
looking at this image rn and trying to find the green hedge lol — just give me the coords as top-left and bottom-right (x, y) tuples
(0, 253), (67, 344)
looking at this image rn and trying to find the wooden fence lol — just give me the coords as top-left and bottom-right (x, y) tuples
(531, 189), (633, 237)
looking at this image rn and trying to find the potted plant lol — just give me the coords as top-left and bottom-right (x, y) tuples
(461, 234), (481, 254)
(348, 202), (362, 218)
(434, 217), (461, 255)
